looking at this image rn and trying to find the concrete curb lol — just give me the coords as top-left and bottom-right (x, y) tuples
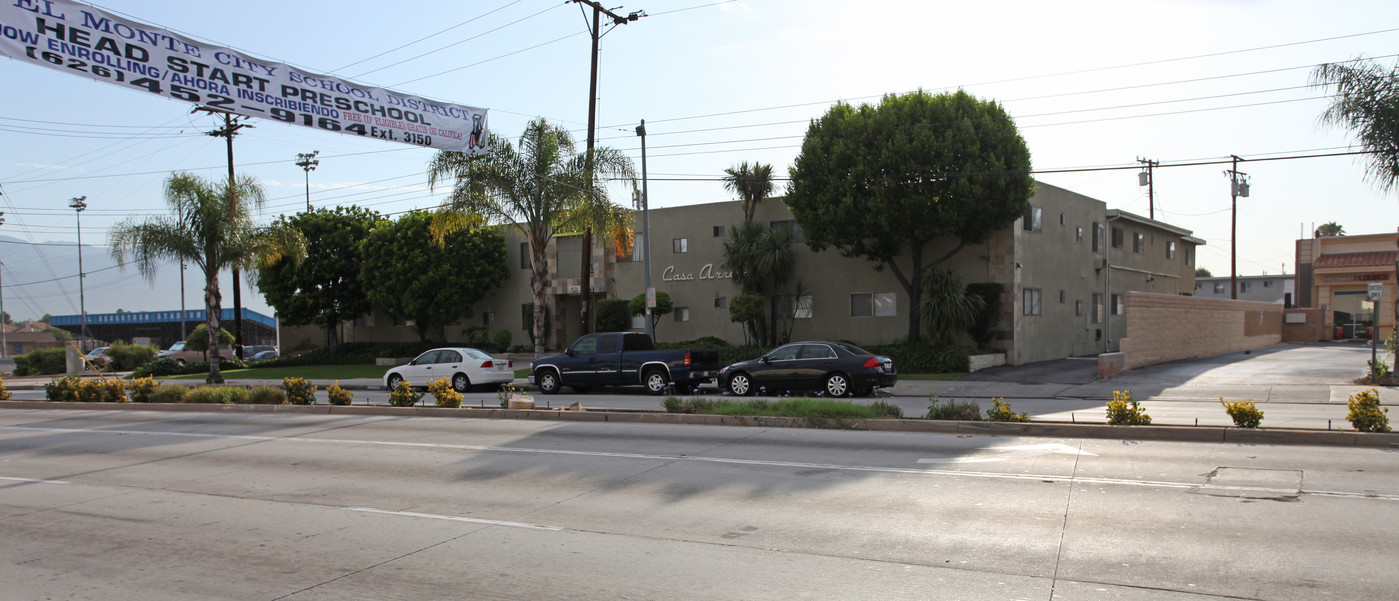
(3, 400), (1394, 449)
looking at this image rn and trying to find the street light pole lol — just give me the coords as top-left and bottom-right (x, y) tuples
(635, 120), (654, 339)
(0, 210), (6, 358)
(296, 151), (320, 211)
(69, 196), (88, 352)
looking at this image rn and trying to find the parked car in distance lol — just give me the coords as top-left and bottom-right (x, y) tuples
(718, 341), (896, 398)
(383, 347), (514, 393)
(156, 341), (236, 365)
(85, 346), (112, 370)
(529, 332), (722, 395)
(244, 345), (279, 360)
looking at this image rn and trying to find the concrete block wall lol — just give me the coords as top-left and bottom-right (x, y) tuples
(1117, 292), (1282, 370)
(1282, 308), (1324, 343)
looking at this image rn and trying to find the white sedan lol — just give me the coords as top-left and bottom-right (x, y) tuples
(383, 347), (515, 392)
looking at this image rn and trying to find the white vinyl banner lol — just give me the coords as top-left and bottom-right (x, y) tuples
(0, 0), (489, 153)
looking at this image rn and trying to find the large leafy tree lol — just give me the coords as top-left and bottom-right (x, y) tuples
(786, 89), (1034, 340)
(359, 211), (508, 343)
(722, 161), (775, 223)
(426, 118), (633, 353)
(257, 206), (380, 347)
(109, 172), (306, 383)
(1312, 57), (1399, 194)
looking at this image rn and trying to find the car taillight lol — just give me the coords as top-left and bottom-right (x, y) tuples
(684, 351), (691, 366)
(481, 360), (494, 368)
(862, 358), (880, 367)
(508, 360), (513, 368)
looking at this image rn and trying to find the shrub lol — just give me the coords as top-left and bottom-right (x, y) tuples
(388, 380), (422, 407)
(1106, 390), (1152, 425)
(223, 387), (251, 405)
(865, 343), (971, 374)
(131, 357), (185, 378)
(184, 387), (227, 404)
(127, 376), (159, 403)
(462, 326), (490, 348)
(868, 400), (904, 418)
(966, 283), (1004, 348)
(496, 382), (520, 408)
(16, 347), (67, 376)
(327, 381), (354, 406)
(926, 397), (982, 421)
(594, 298), (632, 333)
(106, 341), (158, 372)
(0, 376), (10, 401)
(282, 377), (318, 405)
(1346, 388), (1391, 433)
(493, 329), (513, 352)
(662, 396), (719, 414)
(1220, 397), (1263, 428)
(99, 378), (128, 403)
(985, 397), (1030, 422)
(44, 377), (81, 402)
(428, 377), (463, 408)
(247, 386), (287, 405)
(185, 324), (235, 352)
(149, 385), (190, 403)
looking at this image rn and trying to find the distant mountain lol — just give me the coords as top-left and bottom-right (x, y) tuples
(0, 234), (273, 322)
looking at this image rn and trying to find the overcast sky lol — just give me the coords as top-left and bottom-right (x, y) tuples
(2, 0), (1398, 321)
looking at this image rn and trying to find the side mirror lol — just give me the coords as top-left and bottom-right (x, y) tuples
(760, 356), (771, 364)
(408, 360), (418, 366)
(565, 349), (576, 357)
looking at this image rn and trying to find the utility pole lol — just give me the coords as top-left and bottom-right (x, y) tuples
(572, 0), (643, 336)
(296, 151), (320, 211)
(196, 108), (252, 356)
(1137, 158), (1158, 219)
(635, 119), (654, 339)
(1225, 155), (1249, 300)
(69, 196), (88, 353)
(0, 210), (6, 358)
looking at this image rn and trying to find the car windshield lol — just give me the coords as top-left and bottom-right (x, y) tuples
(168, 342), (185, 351)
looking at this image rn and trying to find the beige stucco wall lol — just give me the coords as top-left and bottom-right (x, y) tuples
(1117, 292), (1282, 370)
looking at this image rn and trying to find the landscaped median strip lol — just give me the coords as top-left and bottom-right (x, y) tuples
(2, 399), (1396, 449)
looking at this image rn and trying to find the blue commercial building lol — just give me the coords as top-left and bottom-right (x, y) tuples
(51, 308), (277, 350)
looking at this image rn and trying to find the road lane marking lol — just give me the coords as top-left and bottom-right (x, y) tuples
(0, 475), (69, 484)
(3, 425), (1396, 501)
(344, 507), (563, 531)
(917, 442), (1097, 464)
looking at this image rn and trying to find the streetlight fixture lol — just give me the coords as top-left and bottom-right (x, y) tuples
(296, 151), (320, 211)
(69, 196), (87, 353)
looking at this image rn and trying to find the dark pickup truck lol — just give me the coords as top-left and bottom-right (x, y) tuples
(529, 332), (722, 395)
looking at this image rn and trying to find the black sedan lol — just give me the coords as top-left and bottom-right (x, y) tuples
(718, 341), (896, 397)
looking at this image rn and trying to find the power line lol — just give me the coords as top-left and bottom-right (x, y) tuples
(351, 2), (567, 80)
(330, 0), (530, 73)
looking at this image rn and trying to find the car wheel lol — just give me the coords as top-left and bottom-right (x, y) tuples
(727, 373), (752, 396)
(643, 368), (669, 395)
(452, 373), (471, 393)
(386, 373), (404, 390)
(571, 386), (591, 394)
(175, 359), (186, 366)
(824, 373), (850, 398)
(537, 369), (561, 394)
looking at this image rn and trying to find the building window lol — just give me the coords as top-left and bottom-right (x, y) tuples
(713, 225), (725, 237)
(874, 292), (897, 317)
(714, 297), (727, 309)
(1076, 226), (1083, 242)
(519, 242), (530, 269)
(1264, 280), (1273, 288)
(1111, 226), (1124, 249)
(1059, 290), (1066, 303)
(1023, 207), (1042, 232)
(1022, 289), (1042, 316)
(1167, 241), (1176, 259)
(1133, 232), (1144, 253)
(1214, 282), (1226, 294)
(1075, 300), (1083, 316)
(674, 307), (690, 322)
(673, 238), (688, 253)
(1059, 212), (1066, 226)
(1112, 294), (1124, 315)
(1093, 222), (1105, 253)
(770, 220), (805, 243)
(1092, 293), (1104, 324)
(851, 293), (873, 317)
(1240, 281), (1252, 293)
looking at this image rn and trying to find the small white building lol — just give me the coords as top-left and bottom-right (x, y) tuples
(1193, 274), (1294, 305)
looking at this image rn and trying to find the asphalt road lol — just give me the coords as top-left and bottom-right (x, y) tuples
(1, 409), (1396, 600)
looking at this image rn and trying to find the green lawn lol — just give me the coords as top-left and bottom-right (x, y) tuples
(162, 364), (390, 381)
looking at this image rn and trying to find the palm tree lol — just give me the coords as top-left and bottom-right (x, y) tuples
(1316, 222), (1346, 237)
(109, 172), (306, 383)
(722, 161), (775, 223)
(426, 118), (634, 354)
(720, 221), (794, 346)
(1311, 57), (1399, 194)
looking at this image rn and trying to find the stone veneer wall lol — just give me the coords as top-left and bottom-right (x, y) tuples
(1117, 292), (1282, 370)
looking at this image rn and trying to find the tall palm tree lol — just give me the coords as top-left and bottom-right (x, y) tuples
(722, 161), (775, 223)
(1312, 57), (1399, 194)
(109, 172), (306, 383)
(720, 221), (794, 346)
(426, 118), (634, 354)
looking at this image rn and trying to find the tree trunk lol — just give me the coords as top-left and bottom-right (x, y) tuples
(886, 239), (925, 342)
(204, 265), (223, 385)
(531, 243), (549, 354)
